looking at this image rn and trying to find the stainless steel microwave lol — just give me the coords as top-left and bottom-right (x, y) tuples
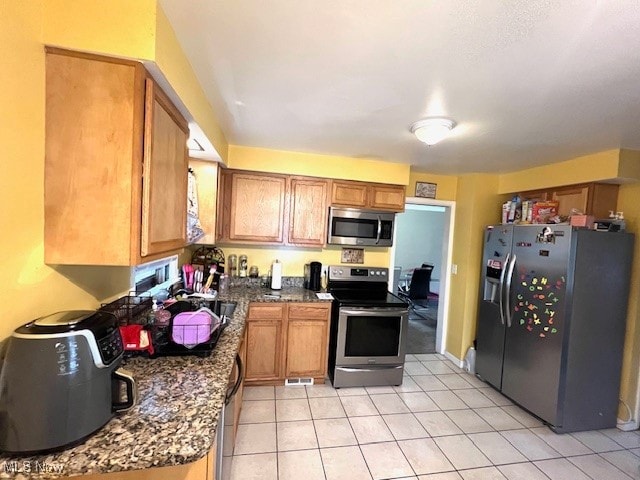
(327, 207), (395, 246)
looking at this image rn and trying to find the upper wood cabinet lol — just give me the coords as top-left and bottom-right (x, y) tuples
(521, 183), (619, 219)
(288, 177), (329, 246)
(369, 184), (407, 211)
(44, 49), (188, 265)
(331, 180), (368, 208)
(217, 170), (329, 246)
(229, 172), (287, 243)
(217, 170), (405, 246)
(331, 180), (405, 212)
(141, 81), (189, 257)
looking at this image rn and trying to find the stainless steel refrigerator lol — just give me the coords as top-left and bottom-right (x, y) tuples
(475, 224), (634, 433)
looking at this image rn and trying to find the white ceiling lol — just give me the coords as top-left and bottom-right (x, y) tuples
(160, 0), (640, 174)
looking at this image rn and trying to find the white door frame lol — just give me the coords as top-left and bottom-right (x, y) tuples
(391, 197), (456, 354)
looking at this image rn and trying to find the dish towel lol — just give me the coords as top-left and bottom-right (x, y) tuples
(187, 168), (205, 243)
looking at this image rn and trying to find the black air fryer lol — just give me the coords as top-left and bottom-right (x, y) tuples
(0, 310), (136, 453)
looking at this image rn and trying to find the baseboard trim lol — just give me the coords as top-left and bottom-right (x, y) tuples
(443, 350), (464, 368)
(617, 419), (639, 431)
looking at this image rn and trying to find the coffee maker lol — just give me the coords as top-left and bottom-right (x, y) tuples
(305, 262), (322, 292)
(0, 310), (136, 453)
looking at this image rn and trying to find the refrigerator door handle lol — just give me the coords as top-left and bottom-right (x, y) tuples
(505, 254), (517, 327)
(498, 253), (510, 326)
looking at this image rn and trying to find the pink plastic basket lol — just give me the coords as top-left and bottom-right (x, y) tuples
(171, 308), (221, 349)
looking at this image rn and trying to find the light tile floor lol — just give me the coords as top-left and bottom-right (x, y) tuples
(227, 353), (640, 480)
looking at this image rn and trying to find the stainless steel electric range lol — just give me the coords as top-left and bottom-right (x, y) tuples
(327, 265), (409, 388)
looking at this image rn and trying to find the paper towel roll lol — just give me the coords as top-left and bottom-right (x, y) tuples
(270, 260), (282, 290)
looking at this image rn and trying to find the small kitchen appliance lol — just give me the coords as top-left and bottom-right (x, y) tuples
(308, 262), (322, 292)
(0, 310), (136, 453)
(328, 207), (396, 246)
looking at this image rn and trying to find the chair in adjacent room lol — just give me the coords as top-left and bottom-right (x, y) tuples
(398, 264), (434, 317)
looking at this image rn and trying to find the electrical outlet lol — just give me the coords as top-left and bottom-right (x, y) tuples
(451, 264), (458, 275)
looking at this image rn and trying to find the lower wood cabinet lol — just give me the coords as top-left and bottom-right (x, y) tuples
(245, 302), (331, 385)
(244, 304), (286, 382)
(79, 444), (215, 480)
(285, 304), (330, 378)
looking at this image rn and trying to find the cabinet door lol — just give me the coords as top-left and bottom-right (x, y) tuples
(229, 173), (287, 243)
(245, 321), (283, 381)
(288, 178), (329, 246)
(245, 303), (285, 382)
(551, 185), (589, 217)
(285, 304), (330, 379)
(141, 80), (189, 257)
(44, 50), (145, 265)
(588, 183), (619, 218)
(331, 180), (368, 207)
(370, 184), (406, 211)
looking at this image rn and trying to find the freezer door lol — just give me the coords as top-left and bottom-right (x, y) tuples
(475, 225), (513, 389)
(501, 225), (571, 425)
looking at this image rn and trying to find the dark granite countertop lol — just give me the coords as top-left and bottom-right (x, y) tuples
(0, 285), (330, 479)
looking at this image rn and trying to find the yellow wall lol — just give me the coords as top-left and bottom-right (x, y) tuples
(43, 0), (228, 162)
(189, 160), (219, 245)
(0, 0), (227, 340)
(408, 171), (458, 201)
(216, 246), (391, 279)
(616, 183), (640, 420)
(227, 145), (410, 185)
(154, 7), (228, 161)
(0, 1), (131, 339)
(499, 149), (640, 194)
(43, 0), (157, 59)
(446, 174), (501, 358)
(619, 149), (640, 180)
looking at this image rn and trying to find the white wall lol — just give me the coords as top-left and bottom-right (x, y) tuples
(394, 205), (446, 282)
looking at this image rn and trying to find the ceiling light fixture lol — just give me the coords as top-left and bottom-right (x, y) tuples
(410, 117), (456, 146)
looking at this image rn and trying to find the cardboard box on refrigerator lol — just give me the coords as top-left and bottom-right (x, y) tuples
(570, 214), (595, 227)
(531, 201), (559, 224)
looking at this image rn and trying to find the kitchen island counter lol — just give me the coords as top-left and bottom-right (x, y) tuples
(0, 286), (329, 479)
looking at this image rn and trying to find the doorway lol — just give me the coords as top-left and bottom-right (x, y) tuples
(391, 198), (455, 354)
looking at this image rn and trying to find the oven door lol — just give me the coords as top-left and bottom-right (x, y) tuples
(336, 306), (408, 366)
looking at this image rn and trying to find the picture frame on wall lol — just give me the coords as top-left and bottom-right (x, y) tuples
(415, 182), (437, 199)
(341, 247), (364, 264)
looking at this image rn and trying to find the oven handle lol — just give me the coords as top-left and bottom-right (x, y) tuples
(340, 308), (408, 317)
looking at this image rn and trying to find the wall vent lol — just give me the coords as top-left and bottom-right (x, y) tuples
(284, 378), (314, 386)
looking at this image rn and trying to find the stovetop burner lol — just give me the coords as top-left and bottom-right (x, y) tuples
(327, 265), (408, 308)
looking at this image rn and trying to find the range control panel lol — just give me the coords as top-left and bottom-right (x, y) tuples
(328, 266), (389, 282)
